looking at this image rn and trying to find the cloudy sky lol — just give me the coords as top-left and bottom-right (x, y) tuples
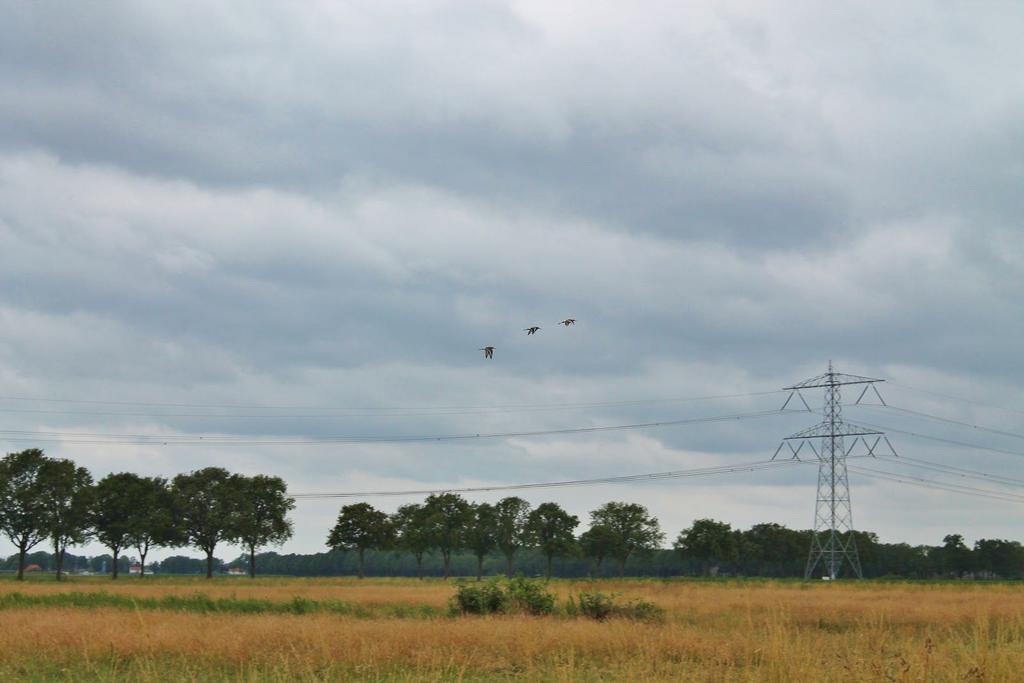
(2, 1), (1023, 561)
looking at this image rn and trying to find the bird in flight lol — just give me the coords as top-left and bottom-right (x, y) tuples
(559, 319), (576, 326)
(524, 326), (541, 335)
(480, 346), (494, 359)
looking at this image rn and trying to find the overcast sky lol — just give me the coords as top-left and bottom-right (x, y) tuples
(2, 1), (1023, 562)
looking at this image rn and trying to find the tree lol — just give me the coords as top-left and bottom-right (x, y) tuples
(674, 518), (738, 576)
(39, 457), (93, 581)
(236, 475), (294, 578)
(172, 467), (243, 579)
(392, 503), (433, 579)
(464, 502), (497, 581)
(738, 523), (807, 576)
(940, 534), (974, 578)
(92, 473), (146, 579)
(579, 524), (616, 576)
(0, 449), (53, 580)
(327, 502), (393, 578)
(525, 502), (579, 579)
(423, 493), (472, 579)
(158, 554), (221, 575)
(494, 496), (531, 577)
(974, 539), (1024, 579)
(124, 477), (180, 578)
(588, 502), (664, 576)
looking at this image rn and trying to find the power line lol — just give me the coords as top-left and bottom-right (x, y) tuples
(855, 420), (1024, 460)
(0, 389), (784, 415)
(0, 394), (777, 419)
(292, 458), (804, 499)
(289, 450), (1024, 504)
(887, 381), (1024, 417)
(878, 455), (1024, 489)
(0, 407), (801, 446)
(847, 463), (1024, 504)
(855, 404), (1024, 442)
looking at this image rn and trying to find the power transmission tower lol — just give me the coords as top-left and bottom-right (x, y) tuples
(773, 363), (896, 580)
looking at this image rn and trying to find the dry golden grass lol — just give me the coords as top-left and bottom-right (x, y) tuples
(0, 575), (454, 608)
(2, 576), (1023, 681)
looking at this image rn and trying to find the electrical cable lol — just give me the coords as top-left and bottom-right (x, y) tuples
(292, 458), (804, 499)
(0, 389), (785, 415)
(854, 420), (1024, 460)
(846, 463), (1024, 503)
(0, 407), (803, 446)
(854, 404), (1024, 442)
(887, 381), (1024, 417)
(874, 456), (1024, 488)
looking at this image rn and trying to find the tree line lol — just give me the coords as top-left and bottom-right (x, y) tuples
(5, 448), (1023, 581)
(327, 495), (663, 580)
(0, 449), (293, 580)
(1, 550), (229, 576)
(325, 498), (1024, 580)
(670, 520), (1024, 579)
(9, 524), (1022, 580)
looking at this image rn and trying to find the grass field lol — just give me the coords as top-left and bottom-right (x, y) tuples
(1, 574), (1023, 681)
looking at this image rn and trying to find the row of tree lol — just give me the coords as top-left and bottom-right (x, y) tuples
(1, 551), (229, 576)
(671, 520), (1024, 579)
(326, 498), (1024, 580)
(0, 449), (294, 579)
(327, 495), (664, 580)
(5, 448), (1023, 581)
(9, 524), (1023, 579)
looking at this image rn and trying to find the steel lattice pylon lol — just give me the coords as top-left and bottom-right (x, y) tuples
(773, 363), (896, 580)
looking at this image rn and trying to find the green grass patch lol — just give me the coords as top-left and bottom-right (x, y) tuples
(0, 591), (441, 619)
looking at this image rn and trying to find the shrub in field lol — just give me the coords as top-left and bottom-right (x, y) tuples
(449, 576), (555, 616)
(449, 579), (508, 615)
(505, 575), (556, 615)
(565, 591), (665, 622)
(567, 591), (615, 620)
(617, 597), (664, 622)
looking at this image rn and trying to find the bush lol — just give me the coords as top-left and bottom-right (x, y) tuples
(568, 591), (615, 620)
(565, 591), (665, 623)
(449, 579), (663, 621)
(506, 575), (556, 615)
(449, 579), (508, 615)
(449, 576), (555, 616)
(617, 598), (664, 622)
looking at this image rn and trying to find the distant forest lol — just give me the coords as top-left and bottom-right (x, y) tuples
(5, 526), (1022, 580)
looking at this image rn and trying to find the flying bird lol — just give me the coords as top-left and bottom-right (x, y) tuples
(480, 346), (494, 359)
(559, 319), (576, 326)
(524, 326), (541, 335)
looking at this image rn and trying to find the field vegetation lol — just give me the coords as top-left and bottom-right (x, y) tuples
(4, 449), (1024, 679)
(2, 574), (1023, 681)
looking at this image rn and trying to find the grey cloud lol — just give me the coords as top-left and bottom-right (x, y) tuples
(0, 2), (872, 245)
(1, 1), (1023, 555)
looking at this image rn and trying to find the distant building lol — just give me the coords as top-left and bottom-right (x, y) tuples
(129, 563), (143, 575)
(227, 567), (246, 576)
(24, 564), (42, 573)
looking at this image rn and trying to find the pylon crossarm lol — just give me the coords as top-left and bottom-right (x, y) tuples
(790, 441), (808, 460)
(783, 372), (884, 390)
(854, 383), (888, 406)
(780, 390), (813, 412)
(784, 422), (883, 440)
